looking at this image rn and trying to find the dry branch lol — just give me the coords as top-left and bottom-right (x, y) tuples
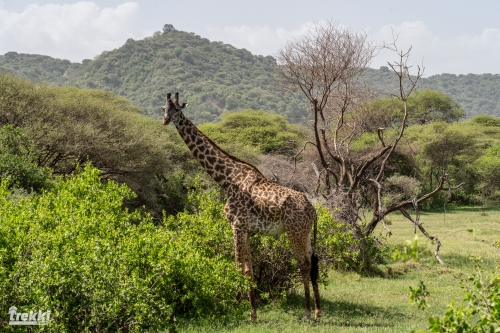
(275, 22), (462, 268)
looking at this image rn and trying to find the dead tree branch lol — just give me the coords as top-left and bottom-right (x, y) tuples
(399, 208), (445, 265)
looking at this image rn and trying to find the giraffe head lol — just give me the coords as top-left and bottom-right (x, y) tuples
(161, 92), (188, 125)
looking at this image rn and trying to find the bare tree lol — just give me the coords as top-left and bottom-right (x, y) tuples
(276, 22), (374, 195)
(275, 23), (461, 264)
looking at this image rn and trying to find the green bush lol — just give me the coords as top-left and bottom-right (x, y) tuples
(432, 266), (499, 332)
(198, 109), (305, 156)
(0, 165), (248, 332)
(0, 125), (51, 192)
(0, 73), (194, 217)
(314, 205), (361, 272)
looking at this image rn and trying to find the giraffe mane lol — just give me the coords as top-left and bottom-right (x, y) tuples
(182, 113), (266, 178)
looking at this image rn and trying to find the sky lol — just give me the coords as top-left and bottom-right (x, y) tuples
(1, 0), (500, 76)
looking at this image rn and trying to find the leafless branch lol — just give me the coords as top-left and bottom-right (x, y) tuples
(364, 174), (463, 234)
(399, 208), (445, 265)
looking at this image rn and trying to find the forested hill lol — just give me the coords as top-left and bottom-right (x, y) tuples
(0, 26), (308, 124)
(363, 68), (500, 118)
(1, 24), (500, 122)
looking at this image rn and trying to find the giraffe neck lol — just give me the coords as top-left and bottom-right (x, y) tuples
(173, 112), (262, 189)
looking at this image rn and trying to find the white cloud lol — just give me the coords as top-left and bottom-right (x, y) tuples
(206, 21), (500, 75)
(372, 21), (500, 75)
(206, 22), (316, 57)
(0, 2), (151, 62)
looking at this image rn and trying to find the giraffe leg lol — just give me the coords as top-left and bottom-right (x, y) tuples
(286, 232), (312, 319)
(301, 258), (312, 320)
(311, 253), (321, 319)
(233, 228), (257, 320)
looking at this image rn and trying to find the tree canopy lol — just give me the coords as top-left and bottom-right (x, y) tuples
(198, 109), (305, 157)
(0, 73), (193, 215)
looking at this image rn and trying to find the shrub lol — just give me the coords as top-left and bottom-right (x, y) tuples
(314, 205), (361, 272)
(198, 109), (306, 156)
(0, 125), (51, 192)
(0, 73), (194, 217)
(0, 165), (248, 332)
(426, 259), (499, 332)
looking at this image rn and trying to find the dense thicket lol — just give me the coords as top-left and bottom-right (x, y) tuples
(0, 125), (52, 192)
(0, 52), (80, 84)
(341, 113), (500, 207)
(0, 166), (250, 332)
(0, 73), (194, 215)
(407, 115), (500, 205)
(1, 25), (499, 123)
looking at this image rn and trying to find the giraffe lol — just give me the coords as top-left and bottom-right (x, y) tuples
(162, 92), (321, 320)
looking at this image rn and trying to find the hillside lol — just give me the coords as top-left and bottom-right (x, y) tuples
(1, 24), (499, 122)
(363, 67), (500, 118)
(0, 26), (309, 124)
(0, 52), (81, 85)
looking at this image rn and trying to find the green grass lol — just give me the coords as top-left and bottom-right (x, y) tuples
(176, 207), (500, 332)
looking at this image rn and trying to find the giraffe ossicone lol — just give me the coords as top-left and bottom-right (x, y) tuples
(162, 92), (321, 320)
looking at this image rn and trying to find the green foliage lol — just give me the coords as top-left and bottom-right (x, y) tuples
(198, 109), (305, 156)
(0, 125), (51, 192)
(405, 117), (500, 206)
(0, 165), (249, 332)
(382, 174), (422, 207)
(315, 205), (361, 271)
(0, 52), (80, 84)
(357, 89), (464, 132)
(470, 115), (500, 127)
(473, 143), (500, 201)
(156, 171), (191, 216)
(356, 97), (403, 132)
(425, 258), (500, 332)
(363, 68), (500, 119)
(392, 235), (421, 262)
(408, 89), (465, 124)
(409, 280), (430, 310)
(0, 73), (194, 216)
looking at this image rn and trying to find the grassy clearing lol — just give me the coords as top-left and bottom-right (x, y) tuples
(176, 207), (500, 333)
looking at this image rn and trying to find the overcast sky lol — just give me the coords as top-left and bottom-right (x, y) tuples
(1, 0), (499, 76)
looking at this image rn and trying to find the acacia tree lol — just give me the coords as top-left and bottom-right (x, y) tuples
(275, 23), (461, 264)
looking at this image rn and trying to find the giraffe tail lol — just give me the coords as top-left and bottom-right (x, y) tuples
(310, 214), (319, 285)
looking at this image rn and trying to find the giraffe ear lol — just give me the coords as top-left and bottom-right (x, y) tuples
(181, 102), (188, 108)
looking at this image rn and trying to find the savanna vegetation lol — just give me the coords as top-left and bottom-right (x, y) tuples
(0, 22), (499, 333)
(1, 24), (500, 123)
